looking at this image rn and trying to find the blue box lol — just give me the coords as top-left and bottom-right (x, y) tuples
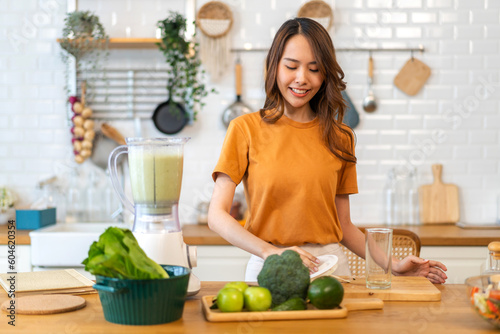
(15, 207), (56, 230)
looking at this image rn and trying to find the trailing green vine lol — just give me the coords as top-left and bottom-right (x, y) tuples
(156, 11), (215, 121)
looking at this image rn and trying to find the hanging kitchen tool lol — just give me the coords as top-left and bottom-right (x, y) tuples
(90, 123), (126, 170)
(152, 99), (189, 135)
(196, 1), (233, 80)
(221, 57), (253, 128)
(297, 0), (334, 30)
(394, 55), (431, 96)
(418, 164), (460, 224)
(341, 90), (360, 129)
(362, 54), (377, 113)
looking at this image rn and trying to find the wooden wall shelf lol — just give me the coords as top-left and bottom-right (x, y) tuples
(57, 38), (161, 50)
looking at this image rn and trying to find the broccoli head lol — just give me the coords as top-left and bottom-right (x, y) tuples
(257, 250), (310, 306)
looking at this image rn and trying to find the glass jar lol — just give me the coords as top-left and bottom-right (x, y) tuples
(484, 242), (500, 275)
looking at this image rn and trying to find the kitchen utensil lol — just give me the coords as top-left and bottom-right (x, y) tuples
(152, 99), (189, 135)
(90, 123), (126, 170)
(394, 57), (431, 96)
(202, 296), (383, 322)
(197, 1), (233, 80)
(362, 55), (377, 113)
(297, 0), (334, 30)
(222, 58), (252, 128)
(108, 138), (200, 296)
(365, 228), (392, 290)
(93, 265), (190, 325)
(418, 164), (460, 224)
(341, 90), (360, 128)
(343, 276), (441, 301)
(1, 295), (86, 315)
(466, 274), (500, 328)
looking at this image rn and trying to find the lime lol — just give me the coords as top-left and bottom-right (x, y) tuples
(217, 287), (244, 312)
(307, 276), (344, 309)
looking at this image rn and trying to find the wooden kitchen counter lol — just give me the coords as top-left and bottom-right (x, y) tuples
(182, 224), (500, 247)
(0, 281), (497, 333)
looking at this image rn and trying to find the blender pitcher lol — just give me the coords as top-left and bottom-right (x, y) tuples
(108, 137), (200, 295)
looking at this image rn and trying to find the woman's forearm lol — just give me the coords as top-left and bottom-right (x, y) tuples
(208, 208), (276, 259)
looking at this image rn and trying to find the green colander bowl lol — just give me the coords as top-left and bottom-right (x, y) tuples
(93, 265), (190, 325)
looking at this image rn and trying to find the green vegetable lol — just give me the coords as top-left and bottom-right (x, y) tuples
(257, 250), (310, 306)
(271, 297), (307, 311)
(82, 227), (168, 279)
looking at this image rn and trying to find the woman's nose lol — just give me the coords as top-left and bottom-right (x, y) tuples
(294, 68), (307, 84)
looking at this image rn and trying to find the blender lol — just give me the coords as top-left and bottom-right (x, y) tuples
(108, 137), (200, 295)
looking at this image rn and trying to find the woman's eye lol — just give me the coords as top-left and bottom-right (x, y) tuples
(310, 69), (319, 73)
(285, 65), (297, 70)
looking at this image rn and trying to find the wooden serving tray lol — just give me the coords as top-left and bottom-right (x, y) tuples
(201, 296), (383, 322)
(343, 276), (441, 301)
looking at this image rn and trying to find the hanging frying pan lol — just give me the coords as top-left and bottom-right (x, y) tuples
(342, 90), (360, 129)
(152, 99), (189, 135)
(221, 57), (252, 128)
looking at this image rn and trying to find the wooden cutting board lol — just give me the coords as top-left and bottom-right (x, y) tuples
(418, 164), (460, 224)
(202, 296), (383, 322)
(394, 58), (431, 96)
(343, 276), (441, 301)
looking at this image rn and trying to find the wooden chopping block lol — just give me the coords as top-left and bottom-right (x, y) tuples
(394, 58), (431, 96)
(419, 164), (460, 224)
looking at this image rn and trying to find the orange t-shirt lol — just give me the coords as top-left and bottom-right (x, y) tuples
(213, 112), (358, 246)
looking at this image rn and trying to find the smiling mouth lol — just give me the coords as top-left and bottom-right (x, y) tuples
(289, 87), (310, 97)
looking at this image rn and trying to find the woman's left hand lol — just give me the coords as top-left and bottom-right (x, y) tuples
(392, 255), (448, 284)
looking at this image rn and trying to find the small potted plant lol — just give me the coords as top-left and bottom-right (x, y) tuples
(59, 10), (109, 100)
(0, 187), (16, 224)
(156, 12), (214, 123)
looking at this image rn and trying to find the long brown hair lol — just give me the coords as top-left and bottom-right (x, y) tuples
(259, 18), (356, 164)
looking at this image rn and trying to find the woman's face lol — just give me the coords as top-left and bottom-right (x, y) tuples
(277, 34), (324, 116)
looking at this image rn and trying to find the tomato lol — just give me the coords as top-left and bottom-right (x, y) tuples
(217, 287), (244, 312)
(308, 276), (344, 309)
(224, 281), (249, 293)
(243, 286), (272, 312)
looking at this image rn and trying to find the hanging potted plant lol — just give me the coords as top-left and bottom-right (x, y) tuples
(59, 10), (109, 101)
(153, 12), (214, 134)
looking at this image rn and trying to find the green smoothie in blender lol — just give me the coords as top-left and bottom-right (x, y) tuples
(128, 150), (183, 209)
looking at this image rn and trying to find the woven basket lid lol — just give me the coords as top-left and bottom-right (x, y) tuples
(197, 1), (233, 38)
(297, 0), (334, 30)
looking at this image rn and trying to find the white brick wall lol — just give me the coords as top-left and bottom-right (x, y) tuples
(0, 0), (499, 225)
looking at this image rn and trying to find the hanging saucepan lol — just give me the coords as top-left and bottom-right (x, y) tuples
(152, 98), (189, 135)
(221, 57), (252, 128)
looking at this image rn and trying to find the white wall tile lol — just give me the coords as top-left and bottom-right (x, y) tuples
(471, 9), (500, 23)
(426, 0), (453, 9)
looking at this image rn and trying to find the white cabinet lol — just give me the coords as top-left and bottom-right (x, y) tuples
(192, 246), (252, 281)
(420, 246), (488, 284)
(0, 245), (32, 273)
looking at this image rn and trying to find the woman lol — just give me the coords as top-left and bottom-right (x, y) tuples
(208, 18), (447, 284)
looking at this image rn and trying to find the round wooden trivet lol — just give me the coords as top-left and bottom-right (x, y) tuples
(1, 294), (86, 315)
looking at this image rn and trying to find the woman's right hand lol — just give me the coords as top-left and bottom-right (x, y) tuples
(265, 246), (320, 274)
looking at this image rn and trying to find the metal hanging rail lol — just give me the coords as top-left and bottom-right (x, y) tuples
(230, 45), (425, 53)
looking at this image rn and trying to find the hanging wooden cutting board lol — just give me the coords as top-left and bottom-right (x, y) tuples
(394, 58), (431, 96)
(419, 164), (460, 224)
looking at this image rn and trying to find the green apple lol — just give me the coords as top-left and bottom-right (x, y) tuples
(224, 281), (249, 293)
(243, 286), (272, 312)
(216, 287), (244, 312)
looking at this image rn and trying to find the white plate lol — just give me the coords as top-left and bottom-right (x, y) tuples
(310, 255), (338, 279)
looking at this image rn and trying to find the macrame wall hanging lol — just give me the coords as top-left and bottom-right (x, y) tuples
(196, 1), (233, 80)
(297, 0), (334, 31)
